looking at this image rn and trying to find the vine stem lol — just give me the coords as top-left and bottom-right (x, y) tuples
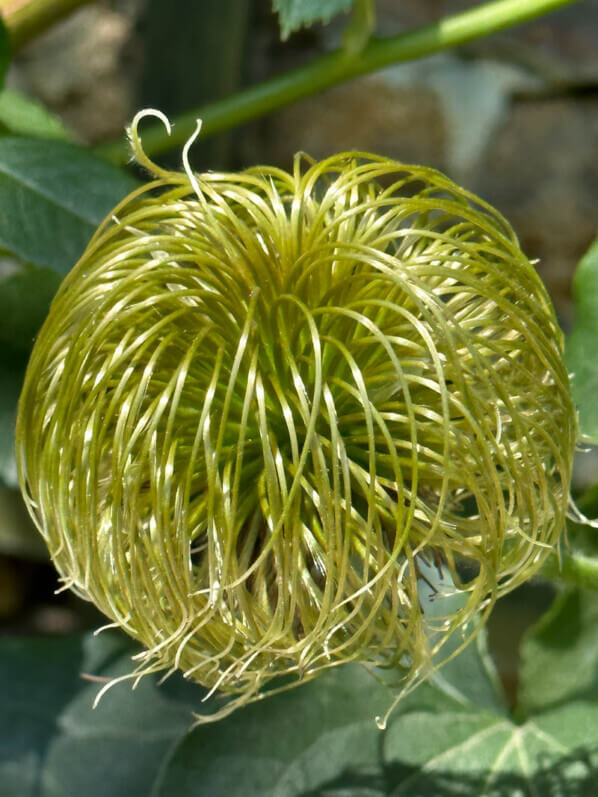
(96, 0), (579, 165)
(1, 0), (95, 49)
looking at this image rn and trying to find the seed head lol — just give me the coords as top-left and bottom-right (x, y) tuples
(16, 113), (576, 722)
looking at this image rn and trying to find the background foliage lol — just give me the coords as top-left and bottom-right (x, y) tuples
(3, 589), (598, 795)
(0, 0), (597, 795)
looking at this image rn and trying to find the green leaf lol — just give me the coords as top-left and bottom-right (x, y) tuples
(156, 645), (503, 797)
(0, 265), (60, 491)
(385, 702), (598, 795)
(566, 237), (598, 444)
(155, 663), (395, 797)
(0, 263), (62, 490)
(0, 263), (61, 352)
(518, 588), (598, 717)
(0, 137), (137, 275)
(0, 88), (73, 141)
(155, 591), (504, 797)
(0, 626), (502, 797)
(428, 631), (506, 715)
(0, 141), (134, 490)
(0, 18), (10, 91)
(0, 632), (201, 797)
(0, 630), (397, 797)
(0, 359), (23, 487)
(384, 584), (598, 794)
(273, 0), (356, 38)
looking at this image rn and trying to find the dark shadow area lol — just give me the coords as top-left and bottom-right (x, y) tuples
(0, 635), (86, 792)
(0, 551), (105, 636)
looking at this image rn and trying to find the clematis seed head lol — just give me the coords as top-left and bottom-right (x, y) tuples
(16, 112), (576, 722)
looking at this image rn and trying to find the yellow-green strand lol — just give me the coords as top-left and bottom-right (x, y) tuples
(16, 133), (575, 723)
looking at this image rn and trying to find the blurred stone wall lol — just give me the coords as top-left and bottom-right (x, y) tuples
(6, 0), (143, 142)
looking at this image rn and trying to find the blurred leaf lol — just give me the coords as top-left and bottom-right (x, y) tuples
(151, 610), (502, 796)
(3, 628), (597, 797)
(0, 263), (61, 351)
(155, 663), (394, 797)
(566, 237), (598, 444)
(0, 632), (202, 797)
(0, 631), (394, 797)
(157, 630), (504, 797)
(0, 359), (22, 487)
(0, 140), (134, 492)
(0, 137), (137, 275)
(0, 88), (73, 140)
(385, 702), (598, 796)
(428, 630), (506, 715)
(273, 0), (355, 38)
(0, 18), (9, 90)
(10, 587), (591, 796)
(559, 485), (598, 561)
(518, 589), (598, 717)
(0, 264), (57, 494)
(384, 584), (598, 794)
(0, 624), (506, 797)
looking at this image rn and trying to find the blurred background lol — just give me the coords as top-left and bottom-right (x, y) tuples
(1, 0), (597, 702)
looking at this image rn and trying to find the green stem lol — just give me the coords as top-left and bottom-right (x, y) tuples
(96, 0), (579, 165)
(2, 0), (95, 50)
(542, 551), (598, 591)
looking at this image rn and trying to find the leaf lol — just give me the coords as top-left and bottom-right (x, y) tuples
(0, 17), (9, 91)
(385, 587), (598, 795)
(0, 88), (73, 141)
(0, 264), (59, 490)
(428, 630), (506, 715)
(0, 137), (137, 275)
(273, 0), (356, 38)
(384, 702), (598, 796)
(0, 263), (62, 351)
(0, 630), (396, 797)
(151, 572), (503, 797)
(566, 237), (598, 444)
(155, 608), (503, 796)
(0, 623), (504, 797)
(154, 663), (395, 797)
(417, 562), (506, 714)
(0, 142), (134, 490)
(0, 632), (202, 797)
(518, 588), (598, 717)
